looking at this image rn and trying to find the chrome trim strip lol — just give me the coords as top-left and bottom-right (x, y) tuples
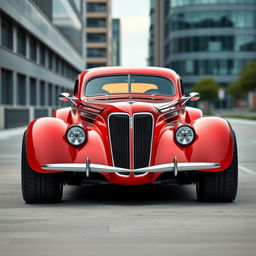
(41, 162), (221, 173)
(42, 163), (130, 173)
(157, 100), (178, 111)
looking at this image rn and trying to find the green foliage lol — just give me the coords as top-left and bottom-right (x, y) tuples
(227, 82), (244, 100)
(191, 78), (220, 101)
(237, 61), (256, 92)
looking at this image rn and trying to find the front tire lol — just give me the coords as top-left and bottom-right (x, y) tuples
(196, 130), (238, 202)
(22, 131), (63, 203)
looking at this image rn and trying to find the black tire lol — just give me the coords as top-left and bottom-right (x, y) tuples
(22, 131), (63, 203)
(196, 130), (238, 202)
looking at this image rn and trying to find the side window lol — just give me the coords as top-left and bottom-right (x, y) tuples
(73, 80), (78, 96)
(179, 78), (185, 96)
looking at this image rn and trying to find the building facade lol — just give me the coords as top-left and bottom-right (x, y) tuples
(149, 0), (256, 106)
(148, 0), (165, 66)
(0, 0), (85, 129)
(85, 0), (112, 68)
(112, 18), (121, 66)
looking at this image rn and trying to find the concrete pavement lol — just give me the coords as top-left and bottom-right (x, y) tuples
(0, 119), (256, 256)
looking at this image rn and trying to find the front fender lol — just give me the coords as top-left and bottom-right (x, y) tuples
(26, 117), (110, 173)
(53, 107), (73, 124)
(153, 117), (233, 172)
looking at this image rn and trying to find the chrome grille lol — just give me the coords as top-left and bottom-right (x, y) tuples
(108, 113), (153, 176)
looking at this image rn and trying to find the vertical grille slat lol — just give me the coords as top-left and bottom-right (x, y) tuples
(134, 114), (153, 170)
(109, 114), (130, 169)
(109, 113), (153, 176)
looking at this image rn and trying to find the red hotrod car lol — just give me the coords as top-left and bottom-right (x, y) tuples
(22, 67), (238, 203)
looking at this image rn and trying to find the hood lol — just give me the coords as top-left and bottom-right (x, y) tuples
(78, 96), (181, 126)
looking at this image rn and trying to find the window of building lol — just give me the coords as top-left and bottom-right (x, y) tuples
(54, 86), (59, 106)
(40, 44), (45, 66)
(1, 69), (13, 105)
(62, 62), (68, 76)
(208, 36), (222, 51)
(48, 83), (53, 106)
(48, 51), (53, 70)
(87, 3), (106, 12)
(87, 48), (106, 57)
(30, 36), (37, 62)
(1, 16), (13, 49)
(29, 78), (37, 106)
(17, 28), (26, 56)
(17, 74), (26, 106)
(87, 63), (105, 68)
(242, 35), (255, 51)
(171, 0), (256, 7)
(170, 10), (256, 31)
(236, 35), (255, 51)
(40, 81), (45, 106)
(60, 60), (65, 76)
(185, 60), (194, 75)
(58, 59), (62, 75)
(227, 59), (233, 74)
(169, 35), (255, 53)
(55, 56), (59, 73)
(87, 18), (106, 28)
(87, 33), (106, 43)
(169, 58), (254, 76)
(219, 59), (228, 75)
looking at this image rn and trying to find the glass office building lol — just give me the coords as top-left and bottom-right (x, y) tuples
(0, 0), (85, 129)
(112, 18), (121, 66)
(149, 0), (256, 106)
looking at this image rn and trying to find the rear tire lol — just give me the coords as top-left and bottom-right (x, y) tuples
(196, 130), (238, 202)
(22, 131), (63, 203)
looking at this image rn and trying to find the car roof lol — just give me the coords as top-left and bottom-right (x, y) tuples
(80, 66), (179, 82)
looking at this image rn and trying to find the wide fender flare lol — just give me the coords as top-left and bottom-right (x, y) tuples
(185, 107), (203, 123)
(154, 117), (234, 172)
(53, 107), (73, 124)
(26, 117), (109, 173)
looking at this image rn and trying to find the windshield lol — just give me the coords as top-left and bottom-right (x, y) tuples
(84, 75), (175, 97)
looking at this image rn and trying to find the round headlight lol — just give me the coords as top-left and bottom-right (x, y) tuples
(66, 126), (86, 146)
(175, 125), (195, 146)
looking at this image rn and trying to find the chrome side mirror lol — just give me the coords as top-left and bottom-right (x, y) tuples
(189, 92), (200, 101)
(181, 92), (200, 105)
(59, 92), (78, 105)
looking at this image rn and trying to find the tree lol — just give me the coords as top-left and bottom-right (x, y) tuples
(236, 61), (256, 92)
(227, 82), (244, 100)
(191, 78), (220, 101)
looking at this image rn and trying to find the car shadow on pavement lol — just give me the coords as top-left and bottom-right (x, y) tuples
(60, 184), (198, 206)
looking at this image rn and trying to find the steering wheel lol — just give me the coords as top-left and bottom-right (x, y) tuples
(144, 89), (159, 95)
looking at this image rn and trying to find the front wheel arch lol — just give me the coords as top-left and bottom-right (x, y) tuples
(22, 131), (63, 204)
(196, 129), (238, 202)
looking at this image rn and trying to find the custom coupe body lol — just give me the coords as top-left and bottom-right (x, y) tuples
(22, 67), (238, 203)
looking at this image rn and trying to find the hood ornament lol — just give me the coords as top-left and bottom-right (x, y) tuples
(128, 97), (134, 104)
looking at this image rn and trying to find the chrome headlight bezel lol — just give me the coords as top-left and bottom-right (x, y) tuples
(66, 126), (86, 147)
(175, 125), (195, 146)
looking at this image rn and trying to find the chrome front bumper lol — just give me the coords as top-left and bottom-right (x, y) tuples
(41, 157), (220, 177)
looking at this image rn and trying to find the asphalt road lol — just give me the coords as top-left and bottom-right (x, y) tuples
(0, 118), (255, 256)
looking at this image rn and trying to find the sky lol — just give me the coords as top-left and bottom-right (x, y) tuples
(112, 0), (150, 66)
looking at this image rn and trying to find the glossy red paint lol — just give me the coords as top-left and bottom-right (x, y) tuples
(26, 67), (234, 186)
